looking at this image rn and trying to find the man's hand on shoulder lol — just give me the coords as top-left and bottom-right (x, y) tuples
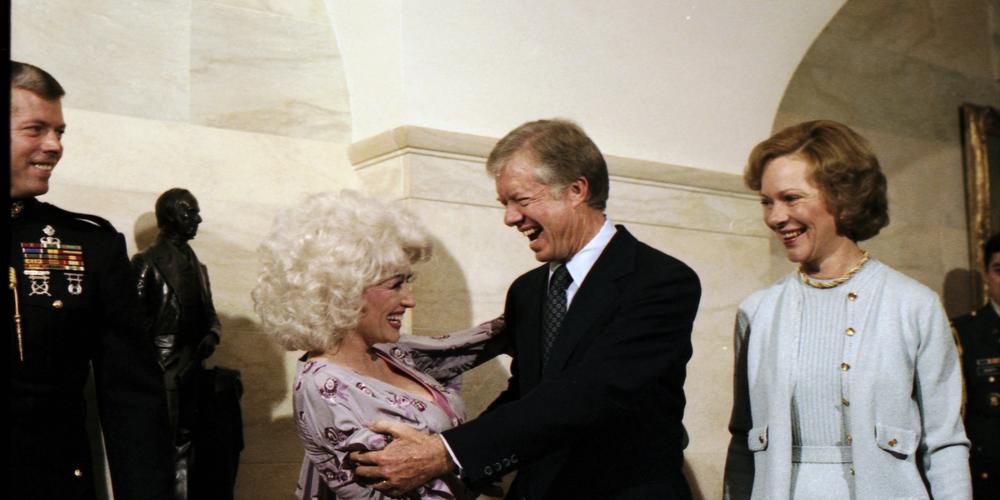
(350, 420), (453, 496)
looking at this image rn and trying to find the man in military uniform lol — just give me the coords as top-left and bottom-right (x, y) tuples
(953, 232), (1000, 499)
(132, 188), (223, 500)
(9, 61), (173, 500)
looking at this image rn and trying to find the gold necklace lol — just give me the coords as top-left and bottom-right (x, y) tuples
(798, 251), (870, 289)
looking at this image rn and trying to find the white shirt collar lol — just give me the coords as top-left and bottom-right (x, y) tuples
(990, 299), (1000, 318)
(549, 218), (617, 306)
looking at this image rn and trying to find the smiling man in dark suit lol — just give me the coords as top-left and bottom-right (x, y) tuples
(353, 118), (702, 499)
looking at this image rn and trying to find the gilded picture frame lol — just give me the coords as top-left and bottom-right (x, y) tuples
(961, 103), (1000, 304)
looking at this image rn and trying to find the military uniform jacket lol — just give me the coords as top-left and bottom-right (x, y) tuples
(953, 304), (1000, 485)
(9, 198), (173, 500)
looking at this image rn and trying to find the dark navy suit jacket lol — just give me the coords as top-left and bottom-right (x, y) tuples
(443, 226), (701, 499)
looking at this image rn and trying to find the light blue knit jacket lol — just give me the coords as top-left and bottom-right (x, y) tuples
(723, 259), (971, 500)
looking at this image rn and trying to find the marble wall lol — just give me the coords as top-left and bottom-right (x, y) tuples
(324, 0), (848, 174)
(12, 0), (999, 499)
(774, 0), (1000, 316)
(12, 1), (358, 499)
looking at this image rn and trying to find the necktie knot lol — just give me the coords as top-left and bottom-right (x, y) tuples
(550, 264), (572, 292)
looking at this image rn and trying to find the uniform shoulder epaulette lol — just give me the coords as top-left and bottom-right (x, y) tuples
(42, 202), (118, 232)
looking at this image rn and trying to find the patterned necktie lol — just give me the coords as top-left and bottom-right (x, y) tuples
(542, 264), (573, 366)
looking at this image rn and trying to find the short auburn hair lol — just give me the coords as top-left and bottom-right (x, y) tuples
(745, 120), (889, 242)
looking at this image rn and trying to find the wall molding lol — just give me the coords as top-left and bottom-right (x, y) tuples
(349, 125), (751, 197)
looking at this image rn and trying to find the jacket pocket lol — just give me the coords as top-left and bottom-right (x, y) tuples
(747, 424), (768, 452)
(874, 422), (918, 457)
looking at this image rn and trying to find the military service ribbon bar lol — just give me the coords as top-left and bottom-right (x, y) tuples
(21, 242), (86, 271)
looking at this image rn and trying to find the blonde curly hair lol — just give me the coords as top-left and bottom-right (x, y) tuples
(252, 190), (432, 352)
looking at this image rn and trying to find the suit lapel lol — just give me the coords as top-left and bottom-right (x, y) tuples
(542, 227), (636, 376)
(151, 242), (210, 302)
(150, 245), (181, 296)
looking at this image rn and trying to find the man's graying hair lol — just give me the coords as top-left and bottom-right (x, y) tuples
(486, 119), (610, 210)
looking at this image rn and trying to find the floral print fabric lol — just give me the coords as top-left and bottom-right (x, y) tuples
(293, 321), (504, 499)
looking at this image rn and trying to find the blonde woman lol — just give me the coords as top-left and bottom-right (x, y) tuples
(253, 190), (505, 499)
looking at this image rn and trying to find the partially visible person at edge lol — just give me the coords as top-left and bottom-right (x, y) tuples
(723, 119), (971, 499)
(350, 119), (702, 499)
(9, 60), (173, 500)
(952, 232), (1000, 499)
(252, 190), (507, 499)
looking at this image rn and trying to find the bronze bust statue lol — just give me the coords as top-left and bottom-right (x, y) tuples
(132, 188), (222, 499)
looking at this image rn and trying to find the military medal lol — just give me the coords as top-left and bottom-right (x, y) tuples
(13, 226), (91, 361)
(40, 225), (59, 245)
(24, 270), (51, 296)
(21, 225), (86, 297)
(65, 273), (84, 295)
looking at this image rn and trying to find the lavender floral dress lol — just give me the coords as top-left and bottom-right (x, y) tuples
(294, 321), (506, 499)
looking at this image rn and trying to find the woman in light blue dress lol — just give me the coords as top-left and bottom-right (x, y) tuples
(723, 121), (971, 500)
